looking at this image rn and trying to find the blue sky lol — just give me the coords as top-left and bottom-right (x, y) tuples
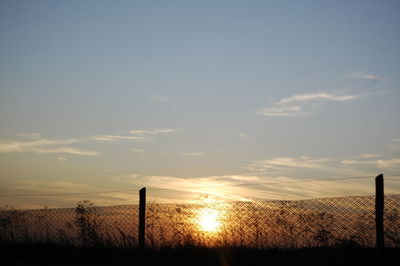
(1, 0), (400, 208)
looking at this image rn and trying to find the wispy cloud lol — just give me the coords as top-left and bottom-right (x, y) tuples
(34, 147), (100, 156)
(341, 158), (400, 171)
(131, 148), (146, 153)
(388, 137), (400, 151)
(182, 152), (207, 156)
(7, 180), (113, 208)
(89, 135), (152, 143)
(112, 172), (382, 202)
(360, 153), (380, 159)
(216, 149), (230, 156)
(13, 180), (90, 193)
(149, 94), (171, 103)
(0, 128), (180, 155)
(246, 156), (330, 172)
(113, 173), (270, 201)
(278, 92), (358, 104)
(1, 138), (80, 152)
(341, 160), (373, 165)
(377, 158), (400, 169)
(239, 133), (253, 141)
(256, 105), (308, 117)
(0, 138), (92, 155)
(257, 91), (359, 117)
(246, 153), (400, 177)
(129, 128), (180, 136)
(349, 72), (387, 81)
(149, 94), (178, 109)
(17, 133), (41, 139)
(89, 128), (180, 143)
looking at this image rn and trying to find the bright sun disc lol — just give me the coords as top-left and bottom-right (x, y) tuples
(198, 208), (220, 232)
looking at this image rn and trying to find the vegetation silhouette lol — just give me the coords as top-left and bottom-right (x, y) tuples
(0, 195), (399, 265)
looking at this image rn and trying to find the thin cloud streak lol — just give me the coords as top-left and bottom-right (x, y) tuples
(389, 138), (400, 149)
(246, 156), (330, 172)
(149, 94), (171, 103)
(244, 154), (400, 182)
(341, 158), (400, 171)
(247, 154), (400, 175)
(360, 153), (380, 159)
(0, 138), (97, 155)
(33, 147), (100, 156)
(131, 148), (146, 153)
(0, 128), (181, 155)
(90, 128), (180, 142)
(112, 173), (381, 202)
(13, 180), (90, 193)
(89, 135), (152, 143)
(256, 105), (308, 117)
(278, 92), (358, 104)
(257, 91), (360, 117)
(239, 133), (253, 141)
(129, 128), (181, 136)
(349, 72), (387, 81)
(0, 138), (81, 153)
(17, 133), (41, 139)
(182, 152), (207, 156)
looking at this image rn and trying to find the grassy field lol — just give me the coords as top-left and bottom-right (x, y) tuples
(1, 195), (399, 265)
(1, 195), (399, 249)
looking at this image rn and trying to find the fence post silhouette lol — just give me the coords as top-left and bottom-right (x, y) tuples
(138, 187), (146, 249)
(375, 174), (384, 257)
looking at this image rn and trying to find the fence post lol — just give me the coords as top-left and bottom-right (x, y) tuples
(138, 187), (146, 249)
(375, 174), (384, 254)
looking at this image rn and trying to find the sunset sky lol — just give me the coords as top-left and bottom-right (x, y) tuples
(1, 1), (400, 208)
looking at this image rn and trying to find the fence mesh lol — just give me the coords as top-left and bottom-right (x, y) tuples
(0, 194), (399, 249)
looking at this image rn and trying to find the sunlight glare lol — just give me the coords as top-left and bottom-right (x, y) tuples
(198, 208), (220, 232)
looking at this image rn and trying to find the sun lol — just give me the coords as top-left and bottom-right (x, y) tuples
(197, 208), (220, 232)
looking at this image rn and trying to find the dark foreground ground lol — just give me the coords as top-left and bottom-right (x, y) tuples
(1, 243), (398, 266)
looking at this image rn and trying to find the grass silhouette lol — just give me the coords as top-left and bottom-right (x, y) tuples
(1, 195), (400, 248)
(1, 195), (400, 265)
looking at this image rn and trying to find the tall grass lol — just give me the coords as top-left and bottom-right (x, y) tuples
(0, 195), (399, 249)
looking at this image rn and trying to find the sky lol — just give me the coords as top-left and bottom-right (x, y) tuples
(0, 0), (400, 208)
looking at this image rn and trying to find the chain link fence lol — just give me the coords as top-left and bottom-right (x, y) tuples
(0, 201), (139, 247)
(0, 194), (399, 249)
